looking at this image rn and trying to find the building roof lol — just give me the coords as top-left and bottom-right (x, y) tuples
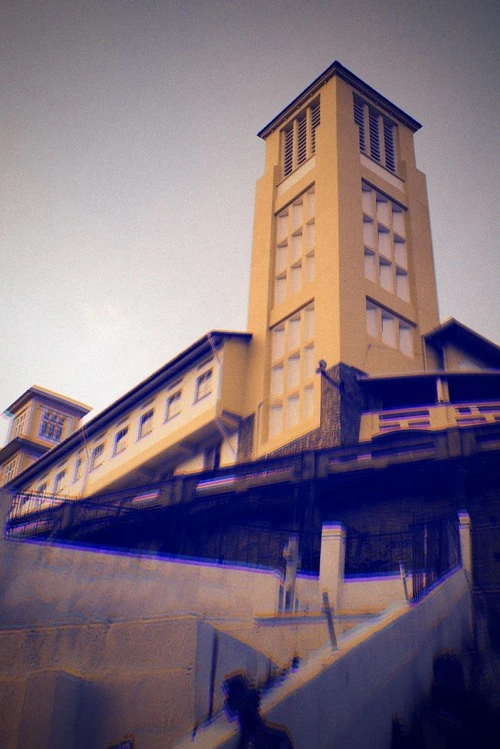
(7, 330), (251, 489)
(424, 318), (500, 368)
(3, 386), (92, 418)
(257, 60), (422, 140)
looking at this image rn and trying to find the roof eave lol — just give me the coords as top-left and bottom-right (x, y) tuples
(257, 60), (421, 140)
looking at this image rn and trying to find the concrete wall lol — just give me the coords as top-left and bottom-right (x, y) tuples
(0, 541), (281, 628)
(181, 567), (473, 748)
(0, 488), (281, 627)
(0, 616), (273, 749)
(342, 573), (410, 613)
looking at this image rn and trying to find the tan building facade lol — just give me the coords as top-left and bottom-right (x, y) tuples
(2, 62), (499, 505)
(245, 61), (440, 456)
(0, 387), (90, 488)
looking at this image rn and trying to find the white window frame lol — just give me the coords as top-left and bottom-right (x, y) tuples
(113, 427), (129, 455)
(12, 409), (29, 439)
(39, 410), (65, 442)
(73, 452), (84, 482)
(195, 370), (213, 402)
(138, 409), (154, 439)
(90, 443), (105, 471)
(54, 469), (67, 494)
(166, 391), (182, 421)
(2, 456), (18, 486)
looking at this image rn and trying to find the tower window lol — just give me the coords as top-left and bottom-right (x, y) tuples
(354, 95), (397, 173)
(39, 410), (65, 442)
(362, 182), (409, 301)
(281, 99), (320, 177)
(366, 300), (414, 358)
(12, 409), (28, 439)
(268, 303), (316, 439)
(2, 456), (18, 486)
(274, 186), (315, 306)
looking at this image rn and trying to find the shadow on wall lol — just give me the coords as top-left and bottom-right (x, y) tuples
(391, 653), (500, 748)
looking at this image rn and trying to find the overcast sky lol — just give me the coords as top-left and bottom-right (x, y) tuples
(1, 0), (499, 443)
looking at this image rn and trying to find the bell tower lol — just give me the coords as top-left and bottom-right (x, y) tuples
(244, 61), (439, 457)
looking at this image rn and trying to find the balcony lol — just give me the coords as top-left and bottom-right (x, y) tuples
(360, 401), (500, 441)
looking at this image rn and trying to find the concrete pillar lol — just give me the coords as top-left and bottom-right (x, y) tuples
(319, 523), (346, 611)
(458, 511), (472, 585)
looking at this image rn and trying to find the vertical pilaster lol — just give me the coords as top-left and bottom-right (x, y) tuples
(319, 522), (346, 611)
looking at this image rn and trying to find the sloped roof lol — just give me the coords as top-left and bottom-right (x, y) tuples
(4, 386), (91, 418)
(258, 60), (421, 139)
(424, 318), (500, 368)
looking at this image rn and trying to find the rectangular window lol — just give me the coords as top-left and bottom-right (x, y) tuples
(366, 301), (378, 338)
(113, 427), (128, 455)
(364, 249), (377, 282)
(274, 186), (315, 306)
(12, 409), (28, 438)
(2, 456), (18, 486)
(40, 410), (65, 442)
(73, 452), (83, 482)
(204, 442), (221, 471)
(399, 323), (414, 357)
(195, 370), (213, 401)
(396, 269), (410, 301)
(367, 299), (414, 358)
(268, 303), (316, 439)
(381, 312), (397, 347)
(380, 259), (393, 292)
(362, 183), (409, 301)
(138, 409), (154, 438)
(166, 391), (182, 421)
(269, 403), (283, 437)
(286, 394), (300, 428)
(271, 364), (284, 396)
(54, 469), (66, 493)
(272, 326), (285, 360)
(90, 443), (105, 470)
(37, 481), (48, 494)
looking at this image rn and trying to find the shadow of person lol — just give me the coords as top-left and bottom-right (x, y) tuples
(223, 673), (294, 748)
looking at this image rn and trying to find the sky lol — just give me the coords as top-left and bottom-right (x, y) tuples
(1, 0), (499, 444)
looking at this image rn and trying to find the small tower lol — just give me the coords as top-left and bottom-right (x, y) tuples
(244, 61), (439, 457)
(0, 386), (91, 488)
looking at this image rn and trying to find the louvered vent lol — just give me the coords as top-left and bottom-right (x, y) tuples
(384, 122), (395, 172)
(297, 116), (307, 165)
(283, 128), (293, 176)
(369, 110), (381, 161)
(354, 94), (397, 174)
(280, 99), (320, 178)
(353, 97), (366, 152)
(311, 101), (320, 154)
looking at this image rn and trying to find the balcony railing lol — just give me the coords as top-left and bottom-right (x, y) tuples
(360, 401), (500, 441)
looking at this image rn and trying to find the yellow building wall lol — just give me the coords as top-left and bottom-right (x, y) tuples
(245, 71), (440, 456)
(442, 342), (493, 372)
(19, 341), (249, 498)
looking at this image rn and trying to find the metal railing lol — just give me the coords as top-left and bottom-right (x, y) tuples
(345, 515), (461, 602)
(411, 515), (461, 601)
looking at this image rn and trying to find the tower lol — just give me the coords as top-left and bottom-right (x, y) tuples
(245, 61), (440, 457)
